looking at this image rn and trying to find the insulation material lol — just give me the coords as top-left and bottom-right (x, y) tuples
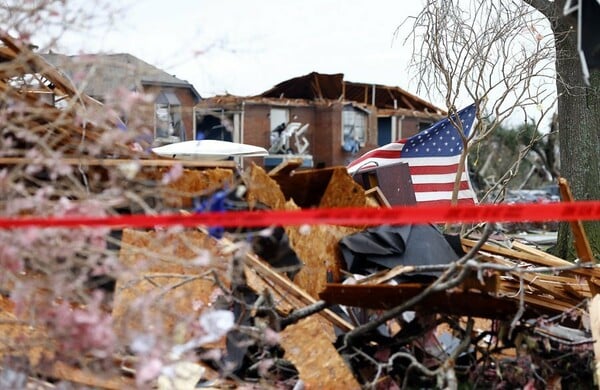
(280, 317), (360, 389)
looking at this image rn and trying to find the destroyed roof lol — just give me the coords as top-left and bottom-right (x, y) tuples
(259, 71), (444, 115)
(42, 52), (201, 103)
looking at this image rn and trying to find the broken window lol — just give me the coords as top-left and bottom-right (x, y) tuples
(154, 91), (185, 144)
(342, 105), (367, 152)
(195, 114), (233, 141)
(419, 120), (434, 131)
(270, 108), (289, 132)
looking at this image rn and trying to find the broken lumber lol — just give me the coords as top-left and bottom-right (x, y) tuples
(319, 284), (518, 319)
(0, 157), (237, 169)
(558, 177), (595, 263)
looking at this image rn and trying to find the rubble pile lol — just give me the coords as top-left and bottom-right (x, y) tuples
(0, 33), (597, 389)
(2, 162), (597, 389)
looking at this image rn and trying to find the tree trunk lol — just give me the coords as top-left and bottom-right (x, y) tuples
(550, 1), (600, 260)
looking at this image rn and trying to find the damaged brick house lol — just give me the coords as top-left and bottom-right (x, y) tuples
(42, 52), (201, 146)
(194, 72), (444, 168)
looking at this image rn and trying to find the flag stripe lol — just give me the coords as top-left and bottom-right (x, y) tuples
(410, 172), (470, 184)
(416, 189), (476, 203)
(409, 164), (461, 175)
(412, 181), (471, 192)
(416, 197), (476, 206)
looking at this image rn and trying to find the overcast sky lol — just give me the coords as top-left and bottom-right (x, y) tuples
(56, 0), (430, 100)
(45, 0), (557, 131)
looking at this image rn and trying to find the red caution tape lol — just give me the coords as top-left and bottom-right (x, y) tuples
(0, 201), (599, 229)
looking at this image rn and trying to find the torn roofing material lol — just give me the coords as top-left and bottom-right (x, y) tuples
(259, 71), (445, 114)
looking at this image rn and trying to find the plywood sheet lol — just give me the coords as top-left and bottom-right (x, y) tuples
(144, 167), (234, 208)
(245, 164), (287, 210)
(318, 167), (366, 208)
(280, 317), (360, 389)
(115, 229), (228, 343)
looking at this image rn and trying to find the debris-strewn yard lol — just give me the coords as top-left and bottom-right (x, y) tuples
(0, 33), (598, 389)
(1, 161), (598, 389)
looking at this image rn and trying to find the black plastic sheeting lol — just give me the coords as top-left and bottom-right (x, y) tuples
(338, 224), (464, 281)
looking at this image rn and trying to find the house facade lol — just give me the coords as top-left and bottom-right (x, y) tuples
(194, 72), (444, 168)
(42, 53), (201, 146)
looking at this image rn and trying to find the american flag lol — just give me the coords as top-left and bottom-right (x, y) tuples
(347, 104), (478, 205)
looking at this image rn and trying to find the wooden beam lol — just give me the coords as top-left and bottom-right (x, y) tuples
(0, 33), (99, 109)
(319, 283), (519, 319)
(558, 177), (595, 263)
(0, 157), (237, 169)
(558, 177), (599, 295)
(491, 256), (573, 300)
(243, 249), (354, 332)
(399, 94), (416, 110)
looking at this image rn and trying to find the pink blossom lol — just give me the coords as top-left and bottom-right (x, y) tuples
(161, 164), (184, 184)
(44, 291), (116, 358)
(262, 328), (281, 346)
(136, 358), (163, 385)
(0, 245), (23, 273)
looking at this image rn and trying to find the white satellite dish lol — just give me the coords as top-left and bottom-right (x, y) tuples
(152, 140), (268, 160)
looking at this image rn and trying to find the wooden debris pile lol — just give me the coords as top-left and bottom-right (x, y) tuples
(0, 160), (597, 388)
(0, 33), (598, 389)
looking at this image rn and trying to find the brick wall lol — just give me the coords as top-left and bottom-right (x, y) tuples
(141, 85), (197, 141)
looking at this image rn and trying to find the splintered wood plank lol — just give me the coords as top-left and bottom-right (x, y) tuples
(0, 157), (237, 169)
(558, 177), (595, 263)
(242, 244), (354, 333)
(520, 293), (580, 314)
(267, 157), (304, 176)
(588, 295), (600, 388)
(279, 317), (360, 390)
(355, 265), (416, 285)
(244, 266), (296, 315)
(489, 256), (573, 300)
(463, 238), (600, 280)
